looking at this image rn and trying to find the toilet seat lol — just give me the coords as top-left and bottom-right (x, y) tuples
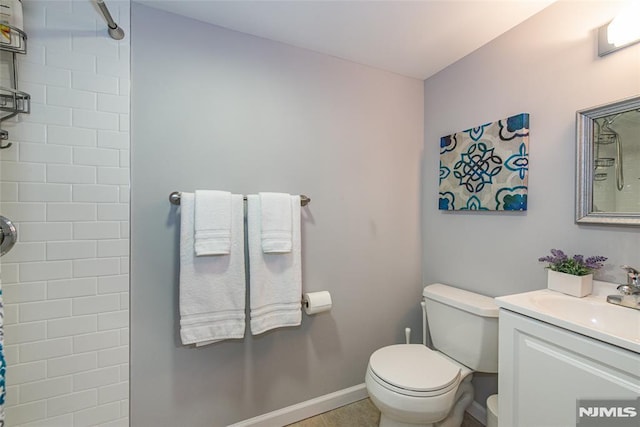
(368, 344), (461, 398)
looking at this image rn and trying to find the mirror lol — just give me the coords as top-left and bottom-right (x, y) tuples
(576, 95), (640, 225)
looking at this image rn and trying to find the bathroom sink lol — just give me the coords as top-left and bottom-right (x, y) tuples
(495, 282), (640, 353)
(530, 293), (637, 333)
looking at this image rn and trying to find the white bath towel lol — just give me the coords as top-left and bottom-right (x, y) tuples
(194, 190), (231, 256)
(247, 194), (302, 335)
(259, 192), (292, 253)
(179, 192), (245, 345)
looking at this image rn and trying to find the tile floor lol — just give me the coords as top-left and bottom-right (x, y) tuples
(285, 398), (484, 427)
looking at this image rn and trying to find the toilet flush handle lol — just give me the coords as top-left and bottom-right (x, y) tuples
(421, 301), (427, 346)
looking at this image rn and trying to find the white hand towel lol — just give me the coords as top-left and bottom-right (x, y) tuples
(194, 190), (231, 256)
(259, 192), (292, 253)
(179, 192), (245, 345)
(248, 194), (302, 335)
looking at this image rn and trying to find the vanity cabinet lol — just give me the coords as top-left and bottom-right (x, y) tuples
(498, 309), (640, 427)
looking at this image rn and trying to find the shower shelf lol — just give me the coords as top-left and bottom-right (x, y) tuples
(594, 157), (614, 168)
(0, 24), (31, 146)
(0, 25), (27, 54)
(596, 134), (616, 145)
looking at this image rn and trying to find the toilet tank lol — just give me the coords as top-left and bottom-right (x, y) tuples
(423, 283), (498, 373)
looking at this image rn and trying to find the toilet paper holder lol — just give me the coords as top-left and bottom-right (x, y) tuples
(301, 292), (329, 307)
(301, 294), (316, 308)
(301, 291), (332, 315)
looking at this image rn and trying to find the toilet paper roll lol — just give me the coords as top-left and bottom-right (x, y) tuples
(303, 291), (332, 315)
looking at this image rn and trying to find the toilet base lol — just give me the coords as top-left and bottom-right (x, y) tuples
(372, 375), (475, 427)
(433, 379), (474, 427)
(380, 414), (433, 427)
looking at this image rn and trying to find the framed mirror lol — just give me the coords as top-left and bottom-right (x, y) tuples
(576, 95), (640, 225)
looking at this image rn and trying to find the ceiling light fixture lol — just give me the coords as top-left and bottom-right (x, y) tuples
(598, 1), (640, 57)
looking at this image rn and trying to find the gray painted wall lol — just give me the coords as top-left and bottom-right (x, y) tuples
(130, 4), (423, 426)
(423, 1), (640, 406)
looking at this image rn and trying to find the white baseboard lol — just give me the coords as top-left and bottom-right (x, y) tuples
(229, 384), (369, 427)
(466, 400), (487, 426)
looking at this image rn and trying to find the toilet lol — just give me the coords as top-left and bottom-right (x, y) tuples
(365, 284), (499, 427)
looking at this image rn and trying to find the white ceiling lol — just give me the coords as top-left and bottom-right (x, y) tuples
(135, 0), (555, 80)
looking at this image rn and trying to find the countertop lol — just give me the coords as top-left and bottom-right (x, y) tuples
(495, 281), (640, 353)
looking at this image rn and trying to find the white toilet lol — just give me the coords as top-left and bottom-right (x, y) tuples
(365, 283), (499, 427)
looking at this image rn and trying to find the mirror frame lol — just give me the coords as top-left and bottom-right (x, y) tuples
(576, 95), (640, 225)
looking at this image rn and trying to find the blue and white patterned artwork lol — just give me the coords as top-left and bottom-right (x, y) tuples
(439, 113), (529, 211)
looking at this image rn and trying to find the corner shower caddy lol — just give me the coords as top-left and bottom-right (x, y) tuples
(593, 116), (624, 189)
(0, 24), (31, 148)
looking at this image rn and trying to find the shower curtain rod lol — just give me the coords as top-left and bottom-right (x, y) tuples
(96, 0), (125, 40)
(169, 192), (311, 207)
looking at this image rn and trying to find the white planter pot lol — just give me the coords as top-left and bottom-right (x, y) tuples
(547, 270), (593, 297)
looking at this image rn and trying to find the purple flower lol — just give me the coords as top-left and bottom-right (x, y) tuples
(551, 249), (567, 261)
(585, 256), (607, 270)
(538, 249), (607, 276)
(538, 249), (569, 264)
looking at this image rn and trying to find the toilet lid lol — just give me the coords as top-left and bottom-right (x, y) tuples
(369, 344), (461, 392)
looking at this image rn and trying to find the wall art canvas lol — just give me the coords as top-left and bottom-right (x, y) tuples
(439, 113), (529, 211)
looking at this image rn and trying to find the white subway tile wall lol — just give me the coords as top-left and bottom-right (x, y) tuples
(0, 1), (130, 426)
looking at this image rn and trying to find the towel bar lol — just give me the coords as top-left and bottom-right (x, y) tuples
(169, 191), (311, 207)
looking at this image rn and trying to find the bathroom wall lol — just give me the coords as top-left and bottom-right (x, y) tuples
(423, 0), (640, 406)
(0, 1), (130, 426)
(130, 4), (423, 427)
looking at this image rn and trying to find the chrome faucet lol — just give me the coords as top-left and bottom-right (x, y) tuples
(618, 265), (640, 295)
(606, 265), (640, 310)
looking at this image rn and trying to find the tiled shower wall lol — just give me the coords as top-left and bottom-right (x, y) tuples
(0, 1), (130, 426)
(592, 119), (640, 213)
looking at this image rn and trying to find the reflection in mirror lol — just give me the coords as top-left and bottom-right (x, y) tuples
(593, 110), (640, 212)
(576, 96), (640, 225)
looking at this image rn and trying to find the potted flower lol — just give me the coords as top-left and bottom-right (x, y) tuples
(538, 249), (607, 297)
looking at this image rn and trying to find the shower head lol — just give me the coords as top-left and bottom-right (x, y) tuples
(96, 0), (125, 40)
(108, 25), (125, 41)
(596, 113), (621, 145)
(603, 113), (622, 127)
